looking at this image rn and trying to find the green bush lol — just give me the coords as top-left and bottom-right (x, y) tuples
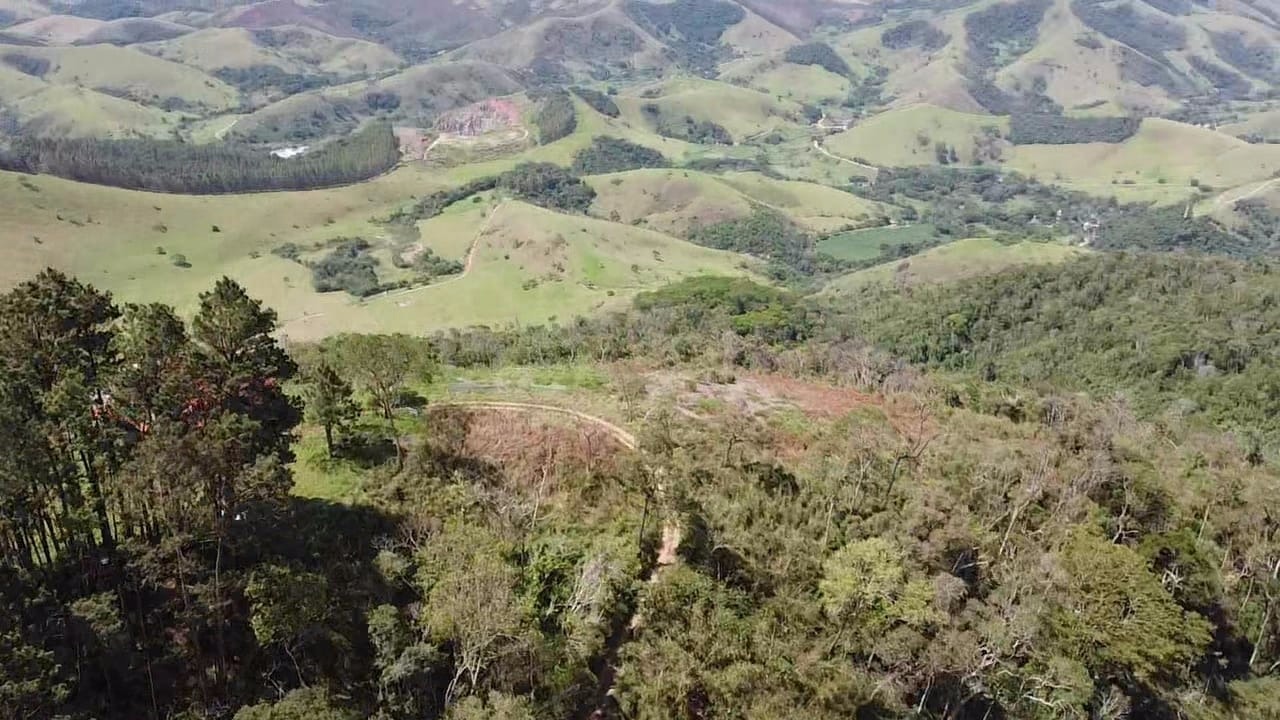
(572, 136), (667, 174)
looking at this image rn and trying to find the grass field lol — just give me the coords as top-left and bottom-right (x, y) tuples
(1005, 118), (1280, 192)
(273, 200), (756, 340)
(11, 43), (240, 111)
(0, 162), (754, 339)
(825, 104), (1009, 167)
(817, 223), (937, 262)
(822, 237), (1085, 292)
(719, 56), (851, 106)
(585, 167), (886, 236)
(616, 77), (805, 143)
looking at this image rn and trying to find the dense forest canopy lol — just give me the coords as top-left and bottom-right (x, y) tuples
(0, 123), (400, 194)
(844, 252), (1280, 446)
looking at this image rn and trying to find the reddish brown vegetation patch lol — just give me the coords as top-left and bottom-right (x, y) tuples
(741, 372), (879, 420)
(435, 98), (522, 136)
(426, 406), (626, 490)
(394, 127), (434, 160)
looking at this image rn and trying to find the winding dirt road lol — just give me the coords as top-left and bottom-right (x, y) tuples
(368, 200), (504, 303)
(1215, 176), (1280, 207)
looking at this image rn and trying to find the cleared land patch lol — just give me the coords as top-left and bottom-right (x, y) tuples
(817, 223), (937, 262)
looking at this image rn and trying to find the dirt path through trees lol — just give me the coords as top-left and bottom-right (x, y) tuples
(431, 399), (678, 719)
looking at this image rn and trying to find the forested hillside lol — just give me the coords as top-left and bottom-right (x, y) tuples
(846, 253), (1280, 446)
(0, 267), (1278, 720)
(0, 122), (400, 193)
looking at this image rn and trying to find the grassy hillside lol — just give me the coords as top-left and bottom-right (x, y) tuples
(826, 106), (1280, 203)
(0, 164), (445, 304)
(140, 27), (305, 72)
(719, 7), (798, 54)
(1218, 107), (1280, 141)
(825, 104), (1009, 167)
(719, 55), (851, 106)
(4, 14), (106, 43)
(585, 168), (755, 236)
(1006, 117), (1280, 191)
(823, 237), (1084, 291)
(0, 159), (754, 340)
(451, 5), (666, 74)
(718, 171), (887, 231)
(586, 167), (889, 236)
(2, 80), (185, 137)
(0, 42), (240, 117)
(832, 6), (982, 113)
(251, 25), (403, 76)
(616, 77), (805, 142)
(231, 60), (518, 142)
(995, 0), (1165, 113)
(273, 199), (756, 340)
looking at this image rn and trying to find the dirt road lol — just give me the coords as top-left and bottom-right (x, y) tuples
(431, 399), (636, 449)
(1215, 176), (1280, 207)
(367, 201), (504, 303)
(812, 139), (880, 175)
(432, 399), (680, 720)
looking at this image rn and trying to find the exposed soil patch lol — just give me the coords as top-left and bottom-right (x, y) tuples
(435, 406), (626, 488)
(647, 369), (882, 419)
(435, 97), (522, 136)
(394, 126), (435, 160)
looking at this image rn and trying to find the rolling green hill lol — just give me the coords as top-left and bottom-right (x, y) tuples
(586, 167), (887, 236)
(616, 77), (805, 143)
(825, 104), (1009, 167)
(822, 237), (1085, 291)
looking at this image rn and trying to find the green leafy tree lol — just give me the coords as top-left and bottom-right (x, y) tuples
(1048, 531), (1212, 681)
(234, 688), (359, 720)
(331, 333), (431, 466)
(446, 692), (537, 720)
(302, 361), (358, 457)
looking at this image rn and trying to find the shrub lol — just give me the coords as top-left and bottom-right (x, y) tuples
(965, 0), (1052, 68)
(783, 42), (852, 76)
(570, 86), (620, 117)
(496, 162), (596, 213)
(533, 90), (577, 144)
(572, 136), (667, 174)
(311, 239), (382, 296)
(881, 20), (949, 52)
(1008, 113), (1140, 144)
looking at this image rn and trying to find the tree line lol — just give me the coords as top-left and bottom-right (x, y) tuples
(0, 122), (401, 194)
(1008, 112), (1140, 144)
